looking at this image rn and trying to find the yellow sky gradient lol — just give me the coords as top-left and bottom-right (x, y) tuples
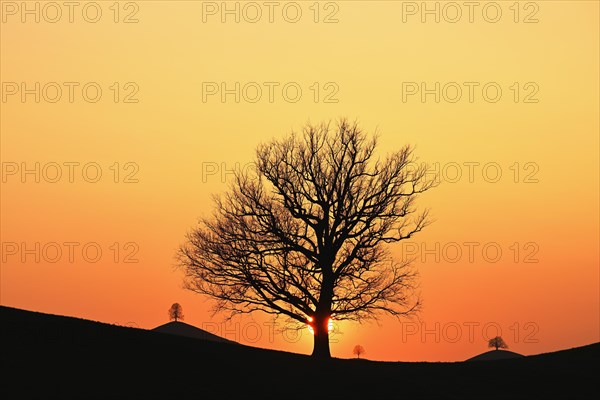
(1, 1), (598, 361)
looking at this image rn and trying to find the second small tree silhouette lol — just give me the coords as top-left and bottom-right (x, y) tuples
(488, 336), (508, 350)
(168, 303), (184, 322)
(353, 345), (366, 359)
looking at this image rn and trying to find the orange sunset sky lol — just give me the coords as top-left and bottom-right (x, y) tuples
(1, 1), (598, 361)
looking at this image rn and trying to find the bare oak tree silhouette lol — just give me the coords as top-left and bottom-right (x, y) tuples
(178, 119), (436, 359)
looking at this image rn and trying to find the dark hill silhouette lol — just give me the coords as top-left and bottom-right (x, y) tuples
(466, 349), (525, 361)
(152, 320), (236, 344)
(1, 305), (598, 399)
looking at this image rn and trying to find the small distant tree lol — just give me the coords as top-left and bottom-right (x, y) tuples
(168, 303), (184, 322)
(353, 344), (366, 359)
(488, 336), (508, 350)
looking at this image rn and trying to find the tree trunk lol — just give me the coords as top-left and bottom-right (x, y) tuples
(311, 313), (331, 359)
(312, 259), (333, 359)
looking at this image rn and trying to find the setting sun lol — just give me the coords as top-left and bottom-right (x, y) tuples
(306, 316), (334, 335)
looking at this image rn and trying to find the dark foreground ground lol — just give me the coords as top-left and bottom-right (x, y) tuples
(1, 306), (598, 399)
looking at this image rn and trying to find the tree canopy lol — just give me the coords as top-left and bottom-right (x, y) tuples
(178, 119), (436, 358)
(168, 303), (184, 322)
(488, 336), (508, 350)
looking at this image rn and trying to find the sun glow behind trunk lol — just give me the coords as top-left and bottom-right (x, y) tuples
(306, 316), (333, 335)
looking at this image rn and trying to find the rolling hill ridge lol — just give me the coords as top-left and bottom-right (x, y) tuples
(1, 306), (598, 399)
